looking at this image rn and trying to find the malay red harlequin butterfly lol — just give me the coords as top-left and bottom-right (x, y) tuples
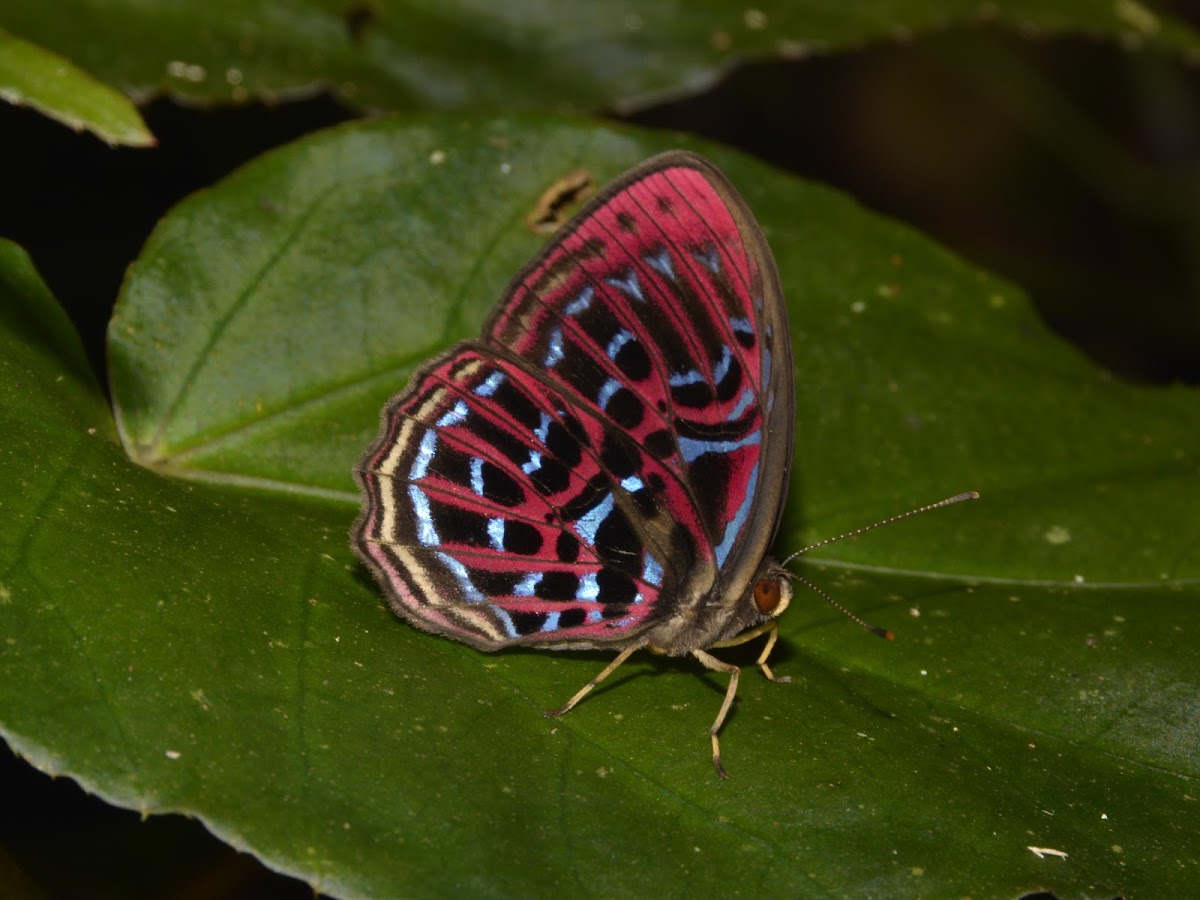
(352, 150), (976, 778)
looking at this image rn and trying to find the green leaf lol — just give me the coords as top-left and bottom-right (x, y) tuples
(4, 118), (1198, 898)
(0, 27), (153, 147)
(2, 0), (1197, 113)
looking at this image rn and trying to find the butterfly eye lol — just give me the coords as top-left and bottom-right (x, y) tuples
(753, 578), (782, 614)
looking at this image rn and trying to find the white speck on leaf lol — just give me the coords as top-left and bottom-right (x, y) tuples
(1044, 525), (1071, 544)
(1027, 846), (1068, 860)
(744, 9), (767, 29)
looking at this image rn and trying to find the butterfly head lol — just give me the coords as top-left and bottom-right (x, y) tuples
(735, 559), (895, 642)
(751, 566), (793, 620)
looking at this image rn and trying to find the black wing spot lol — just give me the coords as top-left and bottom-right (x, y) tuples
(716, 353), (743, 403)
(530, 456), (571, 496)
(491, 379), (542, 429)
(536, 571), (579, 600)
(595, 508), (641, 572)
(605, 388), (644, 429)
(631, 487), (657, 517)
(599, 432), (639, 479)
(671, 380), (714, 409)
(481, 461), (523, 507)
(545, 420), (584, 465)
(562, 477), (608, 523)
(510, 610), (547, 636)
(643, 430), (675, 460)
(503, 520), (543, 555)
(614, 338), (652, 382)
(559, 607), (586, 629)
(559, 412), (590, 447)
(596, 569), (638, 605)
(556, 531), (581, 563)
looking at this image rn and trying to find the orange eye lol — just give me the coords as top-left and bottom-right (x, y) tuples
(753, 578), (781, 613)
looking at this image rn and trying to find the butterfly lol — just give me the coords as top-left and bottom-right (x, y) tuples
(352, 150), (973, 778)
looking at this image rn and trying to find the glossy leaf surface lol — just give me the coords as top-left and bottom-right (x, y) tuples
(2, 120), (1197, 897)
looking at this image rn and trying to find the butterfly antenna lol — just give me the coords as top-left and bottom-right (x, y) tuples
(778, 491), (979, 639)
(791, 573), (897, 640)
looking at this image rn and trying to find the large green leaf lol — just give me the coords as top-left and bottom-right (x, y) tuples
(2, 119), (1197, 897)
(2, 0), (1197, 115)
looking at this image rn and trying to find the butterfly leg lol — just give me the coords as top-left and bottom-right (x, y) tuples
(692, 649), (741, 779)
(711, 621), (792, 684)
(752, 621), (792, 684)
(545, 641), (647, 718)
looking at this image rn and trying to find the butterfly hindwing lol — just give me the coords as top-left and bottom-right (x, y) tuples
(355, 345), (709, 649)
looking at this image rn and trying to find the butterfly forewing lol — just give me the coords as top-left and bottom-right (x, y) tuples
(354, 151), (793, 653)
(488, 155), (793, 616)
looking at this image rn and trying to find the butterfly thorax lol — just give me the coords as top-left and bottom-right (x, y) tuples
(641, 559), (793, 655)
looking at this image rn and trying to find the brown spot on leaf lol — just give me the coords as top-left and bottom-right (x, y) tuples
(343, 3), (377, 44)
(525, 169), (594, 234)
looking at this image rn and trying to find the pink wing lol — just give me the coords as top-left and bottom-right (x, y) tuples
(354, 152), (793, 651)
